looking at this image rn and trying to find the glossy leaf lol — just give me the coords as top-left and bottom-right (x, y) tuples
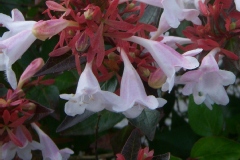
(188, 96), (224, 137)
(54, 71), (78, 92)
(100, 76), (118, 92)
(149, 114), (200, 158)
(26, 85), (59, 109)
(190, 137), (240, 160)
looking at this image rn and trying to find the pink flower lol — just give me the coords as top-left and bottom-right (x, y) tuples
(119, 48), (166, 118)
(125, 36), (201, 92)
(178, 48), (236, 108)
(32, 19), (79, 41)
(137, 147), (154, 160)
(151, 0), (202, 39)
(60, 62), (127, 116)
(31, 123), (74, 160)
(235, 0), (240, 11)
(156, 35), (192, 49)
(18, 58), (44, 89)
(0, 9), (37, 89)
(2, 127), (41, 160)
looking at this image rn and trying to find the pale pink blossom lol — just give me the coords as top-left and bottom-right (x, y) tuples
(178, 48), (236, 109)
(60, 62), (127, 116)
(2, 127), (41, 160)
(32, 19), (79, 41)
(0, 9), (37, 89)
(235, 0), (240, 11)
(18, 58), (44, 89)
(31, 123), (74, 160)
(152, 0), (202, 39)
(125, 36), (201, 92)
(157, 34), (192, 49)
(119, 48), (166, 118)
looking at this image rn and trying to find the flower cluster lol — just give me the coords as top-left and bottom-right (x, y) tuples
(0, 59), (73, 160)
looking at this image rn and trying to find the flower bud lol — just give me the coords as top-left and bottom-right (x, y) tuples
(32, 19), (79, 41)
(129, 52), (136, 58)
(84, 8), (94, 20)
(108, 52), (120, 61)
(138, 67), (150, 78)
(148, 68), (167, 89)
(18, 58), (44, 89)
(23, 102), (36, 111)
(75, 32), (90, 52)
(128, 3), (135, 10)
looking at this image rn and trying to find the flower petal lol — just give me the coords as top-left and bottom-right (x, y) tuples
(64, 100), (86, 116)
(31, 123), (73, 160)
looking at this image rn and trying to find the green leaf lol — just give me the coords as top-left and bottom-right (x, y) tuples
(100, 76), (118, 92)
(170, 155), (182, 160)
(54, 71), (78, 92)
(61, 110), (124, 135)
(128, 109), (161, 141)
(191, 137), (240, 160)
(221, 96), (240, 137)
(149, 122), (200, 158)
(188, 96), (224, 136)
(26, 85), (59, 109)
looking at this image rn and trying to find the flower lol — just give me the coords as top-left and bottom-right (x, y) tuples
(60, 62), (127, 116)
(32, 19), (79, 41)
(178, 48), (236, 109)
(125, 36), (201, 92)
(0, 9), (37, 89)
(31, 123), (74, 160)
(156, 34), (192, 49)
(119, 48), (166, 118)
(150, 0), (202, 39)
(2, 126), (41, 160)
(137, 147), (154, 160)
(235, 0), (240, 11)
(18, 58), (44, 89)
